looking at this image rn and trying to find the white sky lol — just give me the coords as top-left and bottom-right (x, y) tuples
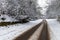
(37, 0), (50, 15)
(37, 0), (48, 8)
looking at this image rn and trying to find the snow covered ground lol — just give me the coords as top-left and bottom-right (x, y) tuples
(47, 19), (60, 40)
(0, 19), (42, 40)
(0, 19), (60, 40)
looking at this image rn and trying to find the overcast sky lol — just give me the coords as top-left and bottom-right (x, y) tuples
(37, 0), (50, 15)
(37, 0), (48, 7)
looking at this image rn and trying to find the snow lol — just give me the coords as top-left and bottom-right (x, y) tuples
(46, 19), (60, 40)
(0, 15), (18, 22)
(0, 19), (42, 40)
(0, 18), (60, 40)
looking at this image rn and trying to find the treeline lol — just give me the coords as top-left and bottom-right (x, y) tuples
(0, 0), (42, 20)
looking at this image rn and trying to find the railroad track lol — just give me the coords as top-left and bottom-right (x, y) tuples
(13, 20), (50, 40)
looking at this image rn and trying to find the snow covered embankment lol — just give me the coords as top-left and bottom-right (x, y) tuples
(0, 19), (42, 40)
(47, 19), (60, 40)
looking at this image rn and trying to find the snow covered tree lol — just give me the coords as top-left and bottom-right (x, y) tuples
(0, 0), (42, 21)
(46, 0), (60, 19)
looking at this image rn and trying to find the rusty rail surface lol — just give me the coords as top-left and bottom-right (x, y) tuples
(14, 20), (50, 40)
